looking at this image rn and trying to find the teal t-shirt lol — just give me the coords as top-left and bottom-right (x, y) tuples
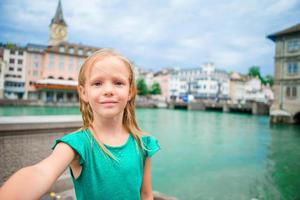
(52, 128), (160, 200)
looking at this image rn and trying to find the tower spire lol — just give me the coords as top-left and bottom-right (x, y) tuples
(50, 0), (67, 26)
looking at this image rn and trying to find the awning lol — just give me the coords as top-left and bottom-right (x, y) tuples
(270, 109), (292, 117)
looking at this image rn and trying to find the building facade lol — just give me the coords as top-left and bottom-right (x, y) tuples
(2, 47), (27, 99)
(169, 63), (230, 102)
(268, 23), (300, 123)
(0, 0), (100, 104)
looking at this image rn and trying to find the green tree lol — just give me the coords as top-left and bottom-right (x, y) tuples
(149, 82), (161, 95)
(137, 78), (148, 95)
(264, 75), (274, 86)
(248, 66), (274, 86)
(248, 66), (262, 79)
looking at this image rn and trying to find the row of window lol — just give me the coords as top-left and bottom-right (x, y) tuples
(286, 86), (297, 98)
(48, 55), (84, 70)
(59, 46), (93, 56)
(10, 49), (24, 55)
(4, 74), (22, 78)
(9, 58), (23, 64)
(47, 76), (74, 80)
(9, 67), (22, 72)
(4, 81), (25, 87)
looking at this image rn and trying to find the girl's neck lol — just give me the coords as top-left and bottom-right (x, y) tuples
(91, 113), (127, 137)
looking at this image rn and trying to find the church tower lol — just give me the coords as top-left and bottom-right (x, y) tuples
(48, 0), (68, 46)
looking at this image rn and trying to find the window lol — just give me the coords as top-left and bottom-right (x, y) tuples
(69, 47), (74, 54)
(33, 71), (38, 76)
(33, 62), (39, 68)
(69, 56), (74, 71)
(287, 40), (299, 52)
(9, 58), (14, 64)
(78, 58), (84, 69)
(9, 67), (14, 71)
(59, 46), (65, 53)
(49, 54), (55, 68)
(78, 49), (83, 55)
(59, 55), (64, 69)
(18, 59), (22, 64)
(17, 68), (22, 72)
(286, 86), (297, 98)
(288, 63), (298, 75)
(292, 87), (297, 97)
(10, 50), (15, 54)
(87, 50), (92, 56)
(18, 50), (23, 55)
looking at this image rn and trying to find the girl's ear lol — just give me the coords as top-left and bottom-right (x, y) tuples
(78, 85), (88, 102)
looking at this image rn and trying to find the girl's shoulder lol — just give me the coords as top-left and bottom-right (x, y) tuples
(61, 128), (87, 140)
(140, 133), (161, 158)
(52, 128), (89, 165)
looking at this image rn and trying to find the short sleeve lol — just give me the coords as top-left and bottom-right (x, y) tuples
(52, 132), (86, 165)
(142, 136), (161, 158)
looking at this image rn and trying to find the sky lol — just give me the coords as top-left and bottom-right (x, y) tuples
(0, 0), (299, 76)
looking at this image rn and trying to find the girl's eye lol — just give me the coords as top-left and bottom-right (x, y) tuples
(115, 81), (124, 86)
(93, 82), (102, 86)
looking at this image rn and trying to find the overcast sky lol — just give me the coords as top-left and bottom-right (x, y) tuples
(0, 0), (299, 76)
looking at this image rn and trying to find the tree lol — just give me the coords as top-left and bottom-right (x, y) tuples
(149, 82), (161, 95)
(248, 66), (262, 79)
(264, 75), (274, 86)
(248, 66), (274, 86)
(137, 78), (148, 95)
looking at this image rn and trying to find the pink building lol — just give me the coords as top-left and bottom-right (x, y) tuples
(24, 1), (100, 103)
(153, 68), (173, 101)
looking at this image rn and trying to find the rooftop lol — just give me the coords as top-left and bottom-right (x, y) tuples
(268, 23), (300, 41)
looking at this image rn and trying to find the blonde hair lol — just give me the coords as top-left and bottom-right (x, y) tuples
(77, 48), (147, 160)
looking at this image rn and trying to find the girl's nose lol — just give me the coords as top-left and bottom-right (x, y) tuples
(103, 83), (114, 96)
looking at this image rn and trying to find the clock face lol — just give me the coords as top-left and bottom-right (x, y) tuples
(53, 26), (67, 38)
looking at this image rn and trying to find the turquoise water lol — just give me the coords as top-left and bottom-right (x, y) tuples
(0, 106), (299, 200)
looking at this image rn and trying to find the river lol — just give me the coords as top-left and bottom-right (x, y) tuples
(0, 106), (299, 200)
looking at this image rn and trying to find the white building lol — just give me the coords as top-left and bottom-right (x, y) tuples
(2, 47), (27, 99)
(230, 74), (274, 104)
(0, 59), (6, 99)
(169, 63), (230, 102)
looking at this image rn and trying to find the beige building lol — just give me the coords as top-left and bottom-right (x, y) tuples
(268, 23), (300, 123)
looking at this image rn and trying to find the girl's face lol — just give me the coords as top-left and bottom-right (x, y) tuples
(79, 56), (132, 119)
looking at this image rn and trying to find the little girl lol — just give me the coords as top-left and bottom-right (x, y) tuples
(0, 49), (160, 200)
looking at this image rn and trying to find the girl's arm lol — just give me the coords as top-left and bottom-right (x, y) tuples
(0, 143), (76, 200)
(141, 157), (154, 200)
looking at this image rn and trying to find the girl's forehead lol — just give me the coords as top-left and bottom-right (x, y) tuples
(87, 56), (130, 79)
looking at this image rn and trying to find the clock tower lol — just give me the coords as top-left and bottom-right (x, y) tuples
(49, 0), (68, 46)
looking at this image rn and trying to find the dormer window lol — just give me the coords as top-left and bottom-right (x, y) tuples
(69, 47), (74, 54)
(59, 46), (65, 53)
(78, 49), (83, 55)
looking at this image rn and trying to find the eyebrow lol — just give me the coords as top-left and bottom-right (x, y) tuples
(89, 75), (128, 82)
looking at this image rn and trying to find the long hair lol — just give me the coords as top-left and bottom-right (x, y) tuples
(77, 48), (147, 160)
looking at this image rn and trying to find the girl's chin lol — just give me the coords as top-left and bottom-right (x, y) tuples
(95, 110), (124, 119)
